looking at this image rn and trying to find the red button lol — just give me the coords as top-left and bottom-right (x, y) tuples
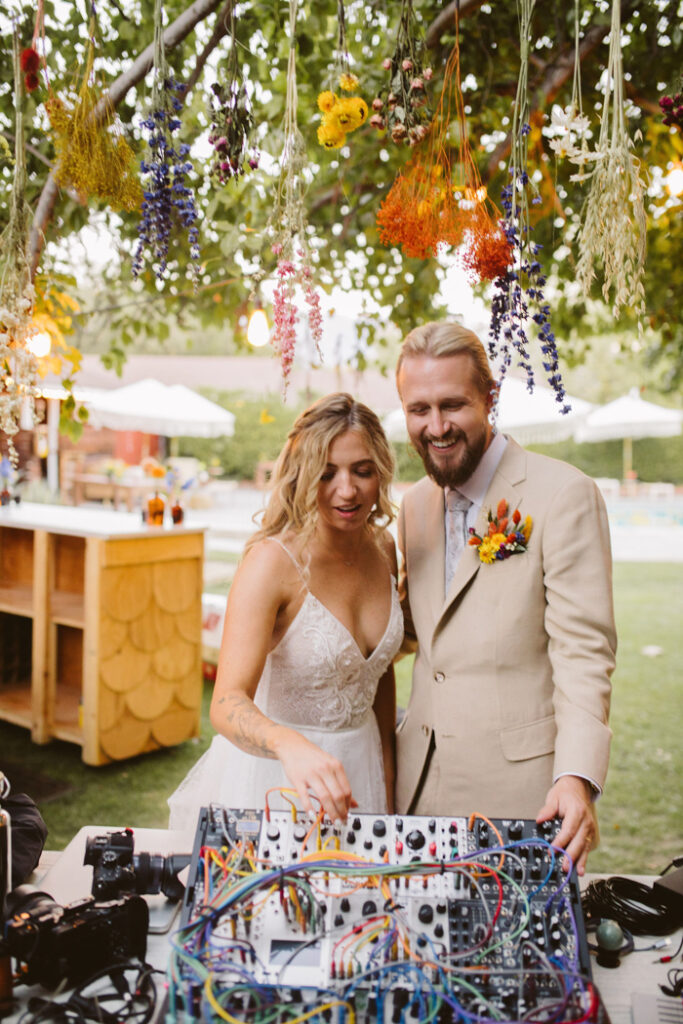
(395, 841), (403, 855)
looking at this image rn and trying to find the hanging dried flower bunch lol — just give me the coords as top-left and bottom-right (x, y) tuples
(208, 5), (259, 183)
(659, 81), (683, 134)
(45, 12), (141, 211)
(370, 0), (432, 145)
(266, 0), (323, 390)
(377, 14), (509, 274)
(488, 0), (567, 409)
(133, 0), (201, 287)
(316, 2), (368, 150)
(574, 0), (646, 320)
(542, 1), (593, 178)
(1, 27), (39, 460)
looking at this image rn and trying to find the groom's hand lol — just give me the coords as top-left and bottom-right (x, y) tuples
(536, 775), (596, 876)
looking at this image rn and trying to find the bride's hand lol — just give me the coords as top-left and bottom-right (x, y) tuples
(276, 731), (356, 822)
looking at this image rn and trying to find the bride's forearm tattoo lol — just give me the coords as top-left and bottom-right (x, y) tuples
(216, 693), (277, 757)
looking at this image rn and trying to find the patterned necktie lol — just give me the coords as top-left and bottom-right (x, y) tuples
(445, 491), (473, 595)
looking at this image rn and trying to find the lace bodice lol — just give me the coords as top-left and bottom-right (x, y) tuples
(255, 551), (404, 732)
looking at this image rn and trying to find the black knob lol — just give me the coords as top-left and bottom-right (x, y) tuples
(478, 823), (489, 847)
(346, 831), (355, 844)
(362, 900), (377, 916)
(334, 913), (344, 927)
(352, 817), (361, 831)
(508, 820), (524, 841)
(373, 819), (387, 837)
(406, 829), (426, 851)
(363, 839), (372, 850)
(340, 897), (350, 912)
(428, 819), (436, 833)
(434, 923), (444, 938)
(417, 935), (427, 948)
(436, 902), (447, 914)
(395, 818), (403, 832)
(378, 844), (387, 857)
(417, 904), (433, 924)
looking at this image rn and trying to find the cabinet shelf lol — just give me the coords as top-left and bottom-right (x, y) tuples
(0, 682), (32, 729)
(50, 591), (85, 628)
(0, 584), (33, 617)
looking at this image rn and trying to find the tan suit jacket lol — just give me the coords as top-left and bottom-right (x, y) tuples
(396, 438), (616, 818)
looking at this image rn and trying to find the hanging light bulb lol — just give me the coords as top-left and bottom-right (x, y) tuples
(665, 161), (683, 197)
(247, 307), (270, 347)
(26, 331), (52, 358)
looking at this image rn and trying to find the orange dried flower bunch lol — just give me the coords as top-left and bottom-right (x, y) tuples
(46, 37), (142, 212)
(377, 13), (511, 280)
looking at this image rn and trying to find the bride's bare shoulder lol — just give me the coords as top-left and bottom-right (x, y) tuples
(240, 534), (302, 582)
(376, 529), (399, 576)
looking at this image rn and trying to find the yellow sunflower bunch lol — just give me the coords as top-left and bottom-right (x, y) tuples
(316, 73), (368, 150)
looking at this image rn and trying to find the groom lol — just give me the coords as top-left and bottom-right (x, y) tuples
(394, 321), (616, 873)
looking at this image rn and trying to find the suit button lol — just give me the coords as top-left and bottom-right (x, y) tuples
(434, 672), (445, 684)
(421, 724), (430, 736)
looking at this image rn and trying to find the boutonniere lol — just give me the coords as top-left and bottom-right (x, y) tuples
(468, 498), (532, 564)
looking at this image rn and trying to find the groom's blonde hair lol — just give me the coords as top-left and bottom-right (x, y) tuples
(247, 393), (395, 556)
(397, 321), (495, 398)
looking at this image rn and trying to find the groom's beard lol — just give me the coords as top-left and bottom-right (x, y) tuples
(413, 424), (488, 489)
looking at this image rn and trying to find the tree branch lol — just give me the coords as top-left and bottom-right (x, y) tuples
(425, 0), (489, 49)
(29, 0), (224, 278)
(180, 0), (234, 99)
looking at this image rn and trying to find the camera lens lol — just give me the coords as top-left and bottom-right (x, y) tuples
(132, 853), (164, 895)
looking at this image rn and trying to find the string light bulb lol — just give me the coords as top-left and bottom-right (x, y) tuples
(665, 161), (683, 197)
(26, 331), (51, 358)
(247, 307), (270, 348)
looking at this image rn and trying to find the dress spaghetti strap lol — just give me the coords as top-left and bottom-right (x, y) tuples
(266, 536), (307, 584)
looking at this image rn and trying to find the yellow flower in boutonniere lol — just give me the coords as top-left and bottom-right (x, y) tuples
(468, 500), (533, 564)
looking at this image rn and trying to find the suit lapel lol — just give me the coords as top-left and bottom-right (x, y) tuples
(436, 437), (529, 624)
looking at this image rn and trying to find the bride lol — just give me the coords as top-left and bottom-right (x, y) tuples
(168, 393), (403, 827)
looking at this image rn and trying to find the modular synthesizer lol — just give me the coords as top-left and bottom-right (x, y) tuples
(168, 799), (605, 1022)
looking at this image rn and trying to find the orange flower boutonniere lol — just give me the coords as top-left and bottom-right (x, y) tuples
(468, 498), (532, 564)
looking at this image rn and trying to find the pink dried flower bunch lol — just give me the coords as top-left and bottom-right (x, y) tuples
(370, 0), (432, 146)
(271, 247), (323, 389)
(208, 79), (259, 184)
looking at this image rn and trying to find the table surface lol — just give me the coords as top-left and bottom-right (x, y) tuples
(6, 827), (683, 1024)
(0, 501), (207, 539)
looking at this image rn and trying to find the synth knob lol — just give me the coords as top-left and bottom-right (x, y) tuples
(346, 831), (356, 844)
(428, 841), (437, 856)
(530, 860), (543, 881)
(417, 904), (434, 924)
(434, 923), (444, 939)
(362, 900), (377, 917)
(395, 818), (404, 832)
(363, 839), (373, 850)
(293, 825), (307, 842)
(436, 903), (447, 914)
(406, 829), (426, 851)
(395, 840), (403, 855)
(340, 897), (351, 912)
(266, 825), (280, 841)
(352, 817), (361, 831)
(372, 819), (387, 837)
(416, 936), (427, 948)
(428, 819), (436, 833)
(477, 823), (489, 848)
(507, 820), (524, 841)
(449, 822), (458, 834)
(378, 844), (387, 858)
(334, 913), (344, 928)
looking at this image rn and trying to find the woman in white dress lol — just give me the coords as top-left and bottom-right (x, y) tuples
(168, 394), (403, 828)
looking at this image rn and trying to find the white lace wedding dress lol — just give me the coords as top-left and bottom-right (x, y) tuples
(167, 542), (403, 830)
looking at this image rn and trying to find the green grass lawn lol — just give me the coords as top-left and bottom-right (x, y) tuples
(1, 563), (680, 875)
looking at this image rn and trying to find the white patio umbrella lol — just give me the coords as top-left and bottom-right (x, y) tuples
(84, 379), (236, 439)
(573, 388), (682, 478)
(383, 377), (593, 446)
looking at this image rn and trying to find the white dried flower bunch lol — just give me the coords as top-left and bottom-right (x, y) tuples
(574, 0), (647, 320)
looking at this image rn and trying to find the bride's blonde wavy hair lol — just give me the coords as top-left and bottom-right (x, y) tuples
(246, 393), (395, 555)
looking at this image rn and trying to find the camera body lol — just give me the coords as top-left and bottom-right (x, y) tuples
(84, 828), (188, 903)
(3, 888), (148, 988)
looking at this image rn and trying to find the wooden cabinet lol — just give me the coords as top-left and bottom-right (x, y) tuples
(0, 503), (205, 765)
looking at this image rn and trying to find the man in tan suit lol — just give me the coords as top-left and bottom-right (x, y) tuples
(395, 322), (616, 874)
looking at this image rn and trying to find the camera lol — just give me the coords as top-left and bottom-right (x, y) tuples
(84, 828), (189, 903)
(2, 886), (148, 988)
